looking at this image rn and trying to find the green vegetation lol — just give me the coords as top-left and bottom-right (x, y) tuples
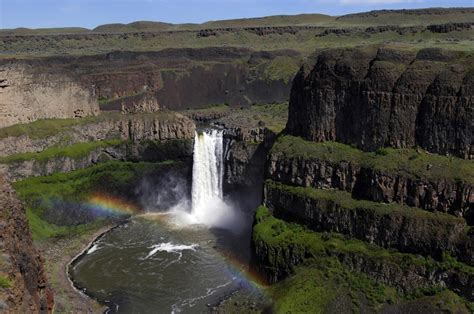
(266, 180), (465, 223)
(271, 265), (398, 313)
(254, 206), (474, 312)
(13, 161), (181, 241)
(2, 9), (473, 57)
(272, 135), (474, 185)
(261, 56), (301, 83)
(0, 275), (11, 288)
(25, 208), (105, 242)
(0, 139), (124, 164)
(0, 112), (123, 140)
(3, 10), (473, 36)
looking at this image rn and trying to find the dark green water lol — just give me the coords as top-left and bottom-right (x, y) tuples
(69, 215), (253, 313)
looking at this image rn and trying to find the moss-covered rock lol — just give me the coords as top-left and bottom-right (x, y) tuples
(252, 206), (474, 303)
(264, 180), (472, 265)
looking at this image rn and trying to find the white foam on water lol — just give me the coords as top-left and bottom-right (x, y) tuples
(86, 244), (100, 254)
(144, 242), (198, 259)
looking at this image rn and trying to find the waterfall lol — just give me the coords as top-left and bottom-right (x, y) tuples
(191, 129), (224, 216)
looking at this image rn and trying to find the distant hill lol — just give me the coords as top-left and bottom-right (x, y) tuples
(92, 21), (175, 33)
(0, 27), (89, 36)
(336, 7), (474, 26)
(2, 8), (472, 35)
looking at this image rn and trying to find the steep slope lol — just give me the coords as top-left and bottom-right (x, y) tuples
(0, 172), (54, 312)
(287, 48), (473, 158)
(252, 46), (474, 312)
(0, 62), (99, 128)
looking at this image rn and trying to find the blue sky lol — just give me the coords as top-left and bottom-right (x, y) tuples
(0, 0), (472, 29)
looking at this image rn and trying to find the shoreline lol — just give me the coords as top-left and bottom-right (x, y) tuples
(40, 223), (119, 313)
(67, 221), (129, 312)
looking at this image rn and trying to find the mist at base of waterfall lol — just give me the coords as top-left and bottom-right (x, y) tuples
(69, 128), (263, 312)
(152, 129), (246, 233)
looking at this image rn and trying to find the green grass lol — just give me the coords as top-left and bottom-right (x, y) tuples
(0, 139), (124, 164)
(0, 275), (12, 288)
(254, 206), (473, 278)
(13, 160), (182, 241)
(272, 135), (474, 185)
(2, 9), (473, 58)
(3, 22), (473, 58)
(26, 207), (105, 242)
(254, 206), (474, 312)
(271, 264), (398, 313)
(261, 56), (301, 83)
(266, 180), (465, 223)
(0, 112), (123, 140)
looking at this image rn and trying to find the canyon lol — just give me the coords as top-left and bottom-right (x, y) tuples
(0, 7), (473, 314)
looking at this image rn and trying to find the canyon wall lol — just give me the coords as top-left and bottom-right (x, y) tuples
(0, 48), (298, 115)
(0, 63), (99, 128)
(287, 48), (473, 159)
(0, 112), (195, 181)
(0, 172), (53, 312)
(252, 47), (474, 307)
(267, 141), (473, 222)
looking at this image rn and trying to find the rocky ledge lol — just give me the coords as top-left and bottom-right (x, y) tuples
(0, 112), (195, 180)
(267, 135), (473, 222)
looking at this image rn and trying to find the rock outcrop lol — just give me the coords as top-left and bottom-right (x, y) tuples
(0, 172), (54, 312)
(120, 91), (160, 114)
(0, 63), (99, 128)
(287, 48), (473, 159)
(0, 112), (195, 180)
(0, 111), (195, 157)
(267, 149), (473, 222)
(264, 181), (470, 264)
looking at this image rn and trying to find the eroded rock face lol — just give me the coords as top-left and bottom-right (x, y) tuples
(266, 153), (473, 221)
(264, 183), (469, 263)
(252, 227), (474, 302)
(0, 113), (195, 181)
(223, 127), (276, 190)
(0, 112), (195, 157)
(0, 172), (54, 312)
(287, 48), (473, 158)
(0, 63), (99, 128)
(120, 92), (160, 114)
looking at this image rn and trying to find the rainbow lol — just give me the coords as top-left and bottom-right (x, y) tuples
(85, 193), (142, 217)
(217, 250), (270, 291)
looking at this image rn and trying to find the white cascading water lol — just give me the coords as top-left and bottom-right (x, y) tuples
(191, 129), (224, 218)
(168, 128), (241, 231)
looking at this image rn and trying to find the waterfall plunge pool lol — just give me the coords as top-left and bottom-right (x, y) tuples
(69, 129), (265, 313)
(69, 215), (257, 313)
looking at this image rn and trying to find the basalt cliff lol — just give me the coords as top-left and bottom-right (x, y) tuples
(287, 48), (473, 159)
(252, 46), (474, 311)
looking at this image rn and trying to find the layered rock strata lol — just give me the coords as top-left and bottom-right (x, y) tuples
(0, 112), (195, 180)
(0, 63), (99, 128)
